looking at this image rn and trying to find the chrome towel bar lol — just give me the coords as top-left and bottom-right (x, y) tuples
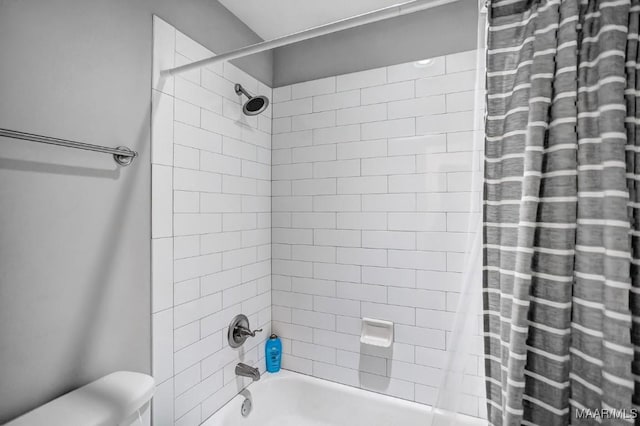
(0, 127), (137, 166)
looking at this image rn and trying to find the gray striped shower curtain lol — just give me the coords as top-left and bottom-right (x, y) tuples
(483, 0), (640, 424)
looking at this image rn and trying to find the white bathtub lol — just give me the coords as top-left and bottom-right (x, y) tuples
(202, 370), (486, 426)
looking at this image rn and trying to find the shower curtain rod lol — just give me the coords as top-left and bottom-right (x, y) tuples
(163, 0), (460, 77)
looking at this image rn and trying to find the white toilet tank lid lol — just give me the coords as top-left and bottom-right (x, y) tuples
(6, 371), (155, 426)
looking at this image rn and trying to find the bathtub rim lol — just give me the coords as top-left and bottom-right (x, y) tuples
(201, 369), (486, 426)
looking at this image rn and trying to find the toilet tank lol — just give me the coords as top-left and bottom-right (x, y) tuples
(6, 371), (155, 426)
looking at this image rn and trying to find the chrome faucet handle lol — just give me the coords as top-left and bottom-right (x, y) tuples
(236, 324), (263, 337)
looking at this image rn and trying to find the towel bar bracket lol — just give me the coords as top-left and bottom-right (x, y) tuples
(113, 146), (136, 166)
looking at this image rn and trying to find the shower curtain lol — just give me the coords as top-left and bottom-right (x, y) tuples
(484, 0), (640, 424)
(425, 7), (487, 425)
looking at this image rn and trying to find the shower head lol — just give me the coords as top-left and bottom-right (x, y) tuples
(234, 83), (269, 116)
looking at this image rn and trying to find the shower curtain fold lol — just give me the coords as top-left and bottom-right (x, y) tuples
(483, 0), (640, 424)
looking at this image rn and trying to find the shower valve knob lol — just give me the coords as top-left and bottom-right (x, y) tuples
(228, 314), (262, 348)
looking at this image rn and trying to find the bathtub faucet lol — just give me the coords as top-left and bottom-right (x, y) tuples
(236, 363), (261, 381)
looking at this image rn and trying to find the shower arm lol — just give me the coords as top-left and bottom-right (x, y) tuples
(162, 0), (461, 77)
(234, 84), (253, 99)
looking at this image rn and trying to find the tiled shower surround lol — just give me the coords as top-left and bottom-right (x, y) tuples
(270, 52), (485, 417)
(152, 15), (484, 425)
(151, 17), (272, 426)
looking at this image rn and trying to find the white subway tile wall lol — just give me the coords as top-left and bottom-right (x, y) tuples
(152, 17), (271, 426)
(154, 14), (484, 423)
(271, 52), (485, 417)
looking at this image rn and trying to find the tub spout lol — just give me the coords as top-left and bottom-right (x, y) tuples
(235, 363), (260, 381)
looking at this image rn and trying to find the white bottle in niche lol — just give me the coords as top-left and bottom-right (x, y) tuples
(360, 318), (394, 348)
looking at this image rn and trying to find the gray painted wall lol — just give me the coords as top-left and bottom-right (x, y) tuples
(272, 2), (478, 87)
(0, 0), (270, 423)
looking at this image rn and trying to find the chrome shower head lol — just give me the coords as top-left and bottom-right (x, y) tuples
(235, 83), (269, 116)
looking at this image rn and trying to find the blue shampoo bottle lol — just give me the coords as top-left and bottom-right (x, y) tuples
(265, 334), (282, 372)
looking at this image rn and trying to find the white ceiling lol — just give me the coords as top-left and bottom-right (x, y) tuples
(218, 0), (409, 40)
